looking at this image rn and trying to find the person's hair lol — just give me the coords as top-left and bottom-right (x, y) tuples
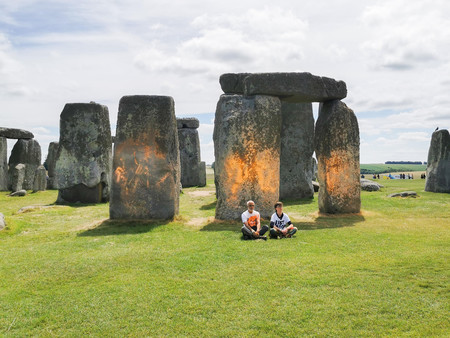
(274, 201), (283, 209)
(247, 200), (255, 206)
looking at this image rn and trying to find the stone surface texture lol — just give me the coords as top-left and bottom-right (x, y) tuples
(315, 100), (360, 213)
(46, 142), (59, 189)
(425, 129), (450, 193)
(360, 178), (382, 191)
(279, 102), (314, 199)
(33, 165), (47, 192)
(0, 127), (34, 139)
(214, 94), (282, 220)
(0, 137), (7, 190)
(110, 95), (180, 219)
(243, 72), (347, 103)
(10, 163), (25, 192)
(8, 139), (41, 190)
(198, 161), (206, 187)
(55, 103), (112, 203)
(10, 189), (27, 197)
(178, 126), (204, 187)
(177, 118), (200, 129)
(219, 73), (251, 94)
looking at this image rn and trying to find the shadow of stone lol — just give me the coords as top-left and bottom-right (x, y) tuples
(199, 213), (365, 232)
(297, 213), (365, 230)
(281, 198), (315, 206)
(200, 201), (217, 210)
(199, 220), (241, 232)
(77, 219), (170, 237)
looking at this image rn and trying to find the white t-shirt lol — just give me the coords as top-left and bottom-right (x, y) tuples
(241, 210), (260, 228)
(270, 213), (291, 230)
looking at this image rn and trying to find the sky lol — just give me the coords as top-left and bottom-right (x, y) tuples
(1, 0), (449, 165)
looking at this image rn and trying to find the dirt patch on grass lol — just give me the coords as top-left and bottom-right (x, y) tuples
(187, 190), (214, 197)
(186, 216), (215, 227)
(74, 218), (109, 231)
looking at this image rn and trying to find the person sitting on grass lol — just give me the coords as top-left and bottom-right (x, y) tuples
(241, 200), (268, 240)
(269, 201), (297, 239)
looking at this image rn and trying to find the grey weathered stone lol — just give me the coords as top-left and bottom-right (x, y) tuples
(0, 127), (34, 139)
(214, 94), (282, 220)
(198, 161), (206, 187)
(32, 165), (47, 192)
(425, 129), (450, 193)
(177, 118), (200, 129)
(219, 73), (251, 94)
(10, 189), (27, 197)
(46, 142), (59, 189)
(8, 139), (41, 190)
(243, 72), (347, 103)
(280, 102), (314, 199)
(0, 212), (5, 230)
(10, 163), (25, 192)
(55, 103), (112, 203)
(110, 95), (180, 219)
(388, 191), (417, 198)
(178, 128), (201, 187)
(315, 100), (360, 213)
(0, 137), (7, 191)
(360, 178), (382, 192)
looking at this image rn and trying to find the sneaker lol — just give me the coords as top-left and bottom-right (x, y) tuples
(287, 228), (297, 238)
(258, 236), (267, 241)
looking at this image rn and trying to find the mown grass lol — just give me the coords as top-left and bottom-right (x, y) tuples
(0, 177), (449, 336)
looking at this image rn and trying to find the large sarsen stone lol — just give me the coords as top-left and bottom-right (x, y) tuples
(279, 102), (314, 199)
(214, 94), (281, 220)
(243, 72), (347, 103)
(55, 102), (112, 203)
(315, 100), (360, 213)
(8, 139), (41, 190)
(0, 137), (7, 191)
(425, 129), (450, 193)
(46, 142), (59, 189)
(110, 95), (180, 219)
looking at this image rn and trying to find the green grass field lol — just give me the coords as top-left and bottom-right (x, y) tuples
(360, 163), (427, 175)
(0, 176), (449, 336)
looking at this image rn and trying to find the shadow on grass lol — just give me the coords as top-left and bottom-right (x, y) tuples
(199, 213), (365, 232)
(200, 201), (217, 210)
(281, 198), (315, 206)
(298, 213), (365, 230)
(77, 219), (170, 236)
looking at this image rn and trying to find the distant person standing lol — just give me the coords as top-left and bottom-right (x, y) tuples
(241, 200), (268, 240)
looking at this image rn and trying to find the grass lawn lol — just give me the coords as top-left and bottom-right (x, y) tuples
(0, 176), (449, 336)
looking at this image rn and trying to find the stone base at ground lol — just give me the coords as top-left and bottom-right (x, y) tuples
(10, 189), (27, 197)
(58, 183), (104, 203)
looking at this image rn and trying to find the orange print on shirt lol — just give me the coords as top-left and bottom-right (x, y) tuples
(248, 215), (258, 227)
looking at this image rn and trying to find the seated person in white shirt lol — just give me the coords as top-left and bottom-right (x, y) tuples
(269, 201), (297, 239)
(241, 200), (268, 240)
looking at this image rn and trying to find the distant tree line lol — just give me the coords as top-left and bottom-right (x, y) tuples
(385, 161), (424, 165)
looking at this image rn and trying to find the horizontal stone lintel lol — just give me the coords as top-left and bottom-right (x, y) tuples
(0, 127), (34, 139)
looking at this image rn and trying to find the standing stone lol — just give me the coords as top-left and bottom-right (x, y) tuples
(177, 118), (205, 187)
(279, 102), (314, 199)
(425, 129), (450, 193)
(214, 94), (281, 220)
(10, 163), (25, 192)
(315, 100), (360, 213)
(55, 103), (112, 203)
(198, 161), (206, 187)
(110, 95), (180, 219)
(33, 165), (47, 192)
(8, 139), (41, 190)
(46, 142), (59, 189)
(0, 137), (7, 191)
